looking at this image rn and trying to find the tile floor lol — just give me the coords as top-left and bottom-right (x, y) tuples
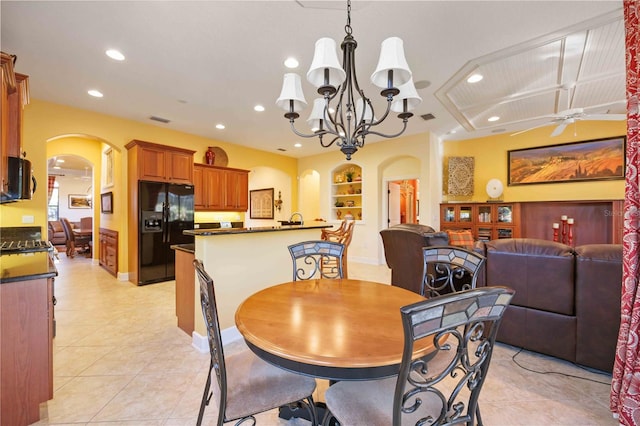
(33, 254), (617, 425)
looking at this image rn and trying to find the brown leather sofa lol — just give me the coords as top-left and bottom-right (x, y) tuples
(48, 220), (66, 246)
(476, 238), (622, 372)
(380, 224), (449, 294)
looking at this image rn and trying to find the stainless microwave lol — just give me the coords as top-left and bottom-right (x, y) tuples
(0, 156), (36, 203)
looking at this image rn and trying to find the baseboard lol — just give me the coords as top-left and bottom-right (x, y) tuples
(192, 326), (243, 353)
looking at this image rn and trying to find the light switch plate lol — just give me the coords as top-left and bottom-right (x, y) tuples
(22, 215), (35, 223)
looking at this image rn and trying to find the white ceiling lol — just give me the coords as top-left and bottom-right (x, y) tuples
(1, 1), (626, 163)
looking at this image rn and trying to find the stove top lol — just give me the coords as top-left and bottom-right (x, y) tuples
(0, 226), (53, 255)
(0, 239), (53, 254)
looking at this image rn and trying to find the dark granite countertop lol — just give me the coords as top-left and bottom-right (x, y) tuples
(184, 223), (331, 236)
(0, 251), (58, 284)
(171, 243), (195, 254)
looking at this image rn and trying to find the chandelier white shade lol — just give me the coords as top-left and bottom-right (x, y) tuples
(276, 73), (307, 112)
(307, 38), (346, 88)
(276, 0), (421, 160)
(370, 37), (412, 89)
(391, 78), (422, 113)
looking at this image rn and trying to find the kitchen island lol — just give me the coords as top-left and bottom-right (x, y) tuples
(183, 222), (332, 344)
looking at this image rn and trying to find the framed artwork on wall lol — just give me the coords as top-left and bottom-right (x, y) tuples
(508, 136), (626, 185)
(69, 194), (92, 209)
(250, 188), (274, 219)
(101, 191), (113, 213)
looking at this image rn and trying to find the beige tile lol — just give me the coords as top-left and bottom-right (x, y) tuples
(39, 255), (616, 425)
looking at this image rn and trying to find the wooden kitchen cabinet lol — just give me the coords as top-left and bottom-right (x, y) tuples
(1, 52), (29, 196)
(125, 139), (195, 184)
(99, 228), (118, 277)
(194, 163), (248, 211)
(225, 168), (249, 210)
(0, 276), (53, 426)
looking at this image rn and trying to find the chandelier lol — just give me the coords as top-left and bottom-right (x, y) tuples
(276, 0), (421, 160)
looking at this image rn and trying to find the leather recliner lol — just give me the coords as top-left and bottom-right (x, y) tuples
(380, 224), (449, 294)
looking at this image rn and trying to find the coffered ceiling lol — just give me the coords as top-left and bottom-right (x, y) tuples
(0, 1), (626, 160)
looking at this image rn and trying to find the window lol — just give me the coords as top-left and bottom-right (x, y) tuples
(48, 181), (59, 220)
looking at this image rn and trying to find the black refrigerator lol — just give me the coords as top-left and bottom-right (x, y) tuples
(138, 181), (194, 285)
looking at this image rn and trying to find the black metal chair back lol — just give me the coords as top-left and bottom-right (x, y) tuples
(394, 286), (515, 425)
(193, 259), (228, 426)
(421, 246), (485, 297)
(288, 240), (345, 280)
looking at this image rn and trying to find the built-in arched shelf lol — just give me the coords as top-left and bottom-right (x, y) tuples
(331, 164), (363, 221)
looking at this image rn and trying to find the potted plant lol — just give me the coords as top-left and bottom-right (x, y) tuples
(344, 170), (354, 182)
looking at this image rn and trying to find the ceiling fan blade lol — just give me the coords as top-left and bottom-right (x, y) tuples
(551, 122), (568, 137)
(584, 113), (627, 121)
(510, 122), (552, 137)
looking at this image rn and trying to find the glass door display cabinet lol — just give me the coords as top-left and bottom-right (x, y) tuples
(440, 204), (474, 231)
(331, 164), (363, 221)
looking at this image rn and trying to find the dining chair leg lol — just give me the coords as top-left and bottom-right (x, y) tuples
(197, 360), (214, 426)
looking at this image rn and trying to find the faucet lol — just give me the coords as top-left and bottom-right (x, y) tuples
(289, 212), (304, 226)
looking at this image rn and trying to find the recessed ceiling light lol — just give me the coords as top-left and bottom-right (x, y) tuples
(254, 105), (265, 112)
(449, 130), (457, 134)
(56, 159), (65, 163)
(414, 80), (431, 90)
(488, 116), (500, 122)
(215, 124), (225, 130)
(88, 89), (103, 98)
(284, 57), (299, 69)
(294, 143), (302, 148)
(105, 49), (125, 61)
(467, 73), (483, 83)
(53, 166), (61, 169)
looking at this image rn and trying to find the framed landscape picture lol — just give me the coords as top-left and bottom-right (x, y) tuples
(69, 194), (92, 209)
(508, 136), (626, 185)
(250, 188), (274, 219)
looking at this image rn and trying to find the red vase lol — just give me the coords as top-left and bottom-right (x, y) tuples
(205, 147), (216, 165)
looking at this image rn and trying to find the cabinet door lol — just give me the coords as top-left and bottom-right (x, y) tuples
(204, 167), (225, 210)
(1, 64), (8, 193)
(138, 146), (167, 181)
(168, 151), (193, 184)
(224, 170), (248, 210)
(193, 166), (205, 209)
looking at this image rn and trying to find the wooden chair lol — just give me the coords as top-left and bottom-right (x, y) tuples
(320, 219), (355, 278)
(192, 259), (317, 426)
(60, 218), (91, 258)
(288, 240), (345, 280)
(322, 286), (515, 426)
(421, 246), (486, 297)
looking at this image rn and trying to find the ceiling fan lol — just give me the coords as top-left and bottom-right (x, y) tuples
(510, 107), (626, 137)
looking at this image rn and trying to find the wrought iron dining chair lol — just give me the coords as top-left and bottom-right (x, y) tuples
(193, 259), (318, 426)
(322, 286), (515, 426)
(320, 219), (355, 278)
(288, 240), (345, 280)
(421, 246), (486, 297)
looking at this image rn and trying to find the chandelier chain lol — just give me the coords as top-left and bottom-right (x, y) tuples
(345, 0), (352, 35)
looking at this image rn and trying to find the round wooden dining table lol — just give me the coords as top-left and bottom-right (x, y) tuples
(235, 279), (435, 381)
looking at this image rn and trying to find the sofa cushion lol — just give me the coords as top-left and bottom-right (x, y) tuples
(50, 221), (63, 233)
(485, 238), (575, 315)
(498, 305), (576, 363)
(575, 244), (622, 372)
(445, 229), (474, 250)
